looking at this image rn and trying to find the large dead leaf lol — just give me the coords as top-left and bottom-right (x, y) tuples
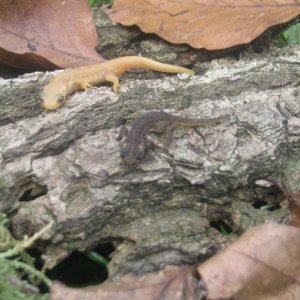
(0, 0), (103, 70)
(198, 223), (300, 299)
(256, 178), (300, 227)
(199, 180), (300, 299)
(107, 0), (300, 50)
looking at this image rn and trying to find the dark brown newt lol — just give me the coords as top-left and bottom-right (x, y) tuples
(117, 111), (230, 165)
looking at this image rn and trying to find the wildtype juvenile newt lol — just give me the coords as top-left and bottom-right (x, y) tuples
(41, 56), (194, 110)
(117, 111), (230, 165)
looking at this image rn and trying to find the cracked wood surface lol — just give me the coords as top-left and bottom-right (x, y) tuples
(0, 47), (300, 277)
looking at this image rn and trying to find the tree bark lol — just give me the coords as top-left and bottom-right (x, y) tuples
(0, 46), (299, 278)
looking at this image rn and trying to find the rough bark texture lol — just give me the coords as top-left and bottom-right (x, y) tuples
(1, 24), (300, 279)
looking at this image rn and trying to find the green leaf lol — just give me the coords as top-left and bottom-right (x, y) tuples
(220, 224), (230, 235)
(283, 23), (300, 45)
(260, 203), (279, 211)
(85, 251), (109, 266)
(88, 0), (113, 6)
(275, 22), (300, 47)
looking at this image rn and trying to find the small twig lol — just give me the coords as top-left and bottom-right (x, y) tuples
(21, 221), (54, 249)
(0, 221), (54, 259)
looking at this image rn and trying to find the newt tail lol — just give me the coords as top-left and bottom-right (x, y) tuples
(42, 56), (194, 110)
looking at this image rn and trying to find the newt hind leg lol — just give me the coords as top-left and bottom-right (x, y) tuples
(105, 74), (120, 92)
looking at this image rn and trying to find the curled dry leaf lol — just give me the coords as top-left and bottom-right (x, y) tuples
(0, 0), (103, 70)
(272, 182), (300, 228)
(256, 178), (300, 227)
(287, 190), (300, 227)
(198, 223), (300, 300)
(107, 0), (300, 50)
(50, 265), (205, 300)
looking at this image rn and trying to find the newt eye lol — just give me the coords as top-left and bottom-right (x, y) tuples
(120, 148), (128, 158)
(137, 150), (144, 159)
(136, 145), (145, 159)
(56, 94), (65, 104)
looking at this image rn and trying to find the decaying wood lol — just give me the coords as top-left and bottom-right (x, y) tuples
(0, 46), (299, 278)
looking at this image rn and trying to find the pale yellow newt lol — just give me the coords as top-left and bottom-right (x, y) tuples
(42, 56), (194, 110)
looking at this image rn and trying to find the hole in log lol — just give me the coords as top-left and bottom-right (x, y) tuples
(17, 177), (48, 202)
(209, 219), (232, 235)
(47, 243), (115, 286)
(252, 200), (281, 211)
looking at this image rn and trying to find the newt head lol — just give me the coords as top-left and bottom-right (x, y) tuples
(41, 83), (67, 110)
(120, 143), (146, 165)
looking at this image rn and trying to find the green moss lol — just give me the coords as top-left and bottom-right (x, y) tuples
(0, 213), (52, 295)
(0, 259), (48, 300)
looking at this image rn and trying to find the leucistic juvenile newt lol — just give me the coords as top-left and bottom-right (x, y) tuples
(42, 56), (194, 110)
(117, 111), (230, 165)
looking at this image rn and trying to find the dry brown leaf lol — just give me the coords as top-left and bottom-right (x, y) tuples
(268, 179), (300, 227)
(256, 179), (300, 227)
(289, 191), (300, 227)
(198, 223), (300, 300)
(107, 0), (300, 50)
(50, 265), (204, 300)
(0, 0), (103, 70)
